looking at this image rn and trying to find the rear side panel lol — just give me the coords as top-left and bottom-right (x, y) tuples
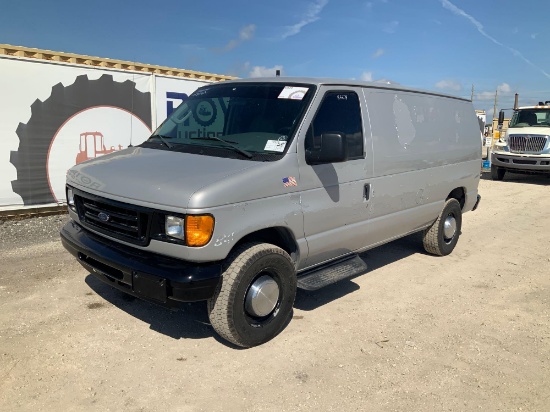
(361, 88), (481, 247)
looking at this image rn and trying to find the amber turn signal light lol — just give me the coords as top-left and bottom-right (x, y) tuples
(185, 215), (214, 247)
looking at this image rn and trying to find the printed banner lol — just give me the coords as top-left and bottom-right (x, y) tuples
(154, 75), (211, 128)
(0, 56), (211, 208)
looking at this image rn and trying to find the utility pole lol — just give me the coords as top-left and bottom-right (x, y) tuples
(485, 88), (499, 163)
(492, 89), (498, 123)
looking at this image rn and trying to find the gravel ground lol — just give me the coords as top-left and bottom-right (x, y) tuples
(1, 174), (549, 411)
(0, 213), (70, 251)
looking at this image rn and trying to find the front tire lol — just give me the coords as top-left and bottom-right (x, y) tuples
(491, 165), (506, 181)
(207, 243), (297, 347)
(423, 198), (462, 256)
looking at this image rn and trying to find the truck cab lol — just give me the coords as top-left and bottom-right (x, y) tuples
(491, 102), (550, 180)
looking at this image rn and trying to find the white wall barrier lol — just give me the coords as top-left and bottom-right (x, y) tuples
(0, 55), (214, 209)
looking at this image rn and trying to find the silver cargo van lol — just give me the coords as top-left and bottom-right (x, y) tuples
(60, 78), (482, 347)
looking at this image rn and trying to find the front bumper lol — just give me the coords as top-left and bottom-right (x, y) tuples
(60, 220), (222, 307)
(491, 151), (550, 173)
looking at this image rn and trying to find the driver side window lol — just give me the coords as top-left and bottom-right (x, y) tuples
(305, 91), (364, 159)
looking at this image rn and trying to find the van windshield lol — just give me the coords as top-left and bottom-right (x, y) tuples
(145, 83), (314, 161)
(509, 109), (550, 128)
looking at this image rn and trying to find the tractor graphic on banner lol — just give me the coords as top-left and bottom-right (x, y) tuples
(75, 131), (123, 164)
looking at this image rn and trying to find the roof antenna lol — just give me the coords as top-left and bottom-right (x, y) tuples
(275, 69), (280, 77)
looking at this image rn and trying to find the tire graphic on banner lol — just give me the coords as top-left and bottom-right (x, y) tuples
(10, 74), (151, 205)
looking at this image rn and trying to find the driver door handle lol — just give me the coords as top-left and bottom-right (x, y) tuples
(364, 183), (370, 201)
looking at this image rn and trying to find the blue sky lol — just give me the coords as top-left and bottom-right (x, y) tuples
(2, 0), (549, 120)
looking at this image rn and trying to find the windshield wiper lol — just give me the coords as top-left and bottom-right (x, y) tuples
(148, 134), (174, 149)
(190, 136), (253, 158)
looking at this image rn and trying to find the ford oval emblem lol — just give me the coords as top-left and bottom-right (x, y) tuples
(98, 212), (110, 222)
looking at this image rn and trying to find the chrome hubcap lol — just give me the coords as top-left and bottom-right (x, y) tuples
(443, 215), (457, 242)
(245, 275), (280, 318)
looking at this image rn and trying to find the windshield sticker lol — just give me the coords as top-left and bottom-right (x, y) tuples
(278, 86), (309, 100)
(265, 140), (286, 152)
(282, 176), (297, 187)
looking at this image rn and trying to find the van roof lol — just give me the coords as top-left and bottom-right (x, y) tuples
(218, 77), (470, 102)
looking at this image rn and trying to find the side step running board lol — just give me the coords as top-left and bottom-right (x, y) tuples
(297, 255), (368, 291)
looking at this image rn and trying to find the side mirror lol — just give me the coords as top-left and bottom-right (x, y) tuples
(498, 110), (505, 126)
(306, 132), (348, 165)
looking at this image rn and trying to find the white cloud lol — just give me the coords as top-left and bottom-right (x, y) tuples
(282, 0), (329, 39)
(372, 48), (384, 59)
(223, 24), (256, 51)
(440, 0), (550, 79)
(435, 79), (461, 91)
(249, 65), (284, 78)
(361, 71), (373, 81)
(383, 21), (399, 34)
(531, 33), (537, 39)
(476, 83), (512, 101)
(497, 83), (511, 93)
(239, 25), (255, 41)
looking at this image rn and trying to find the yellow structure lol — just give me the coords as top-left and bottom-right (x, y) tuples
(0, 44), (236, 82)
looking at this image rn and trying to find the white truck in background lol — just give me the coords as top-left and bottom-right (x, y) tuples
(491, 99), (550, 180)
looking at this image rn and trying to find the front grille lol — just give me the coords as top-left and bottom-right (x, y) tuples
(508, 135), (547, 153)
(74, 192), (150, 246)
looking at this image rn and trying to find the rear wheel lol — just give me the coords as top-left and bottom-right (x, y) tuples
(207, 243), (297, 348)
(491, 165), (506, 181)
(423, 198), (462, 256)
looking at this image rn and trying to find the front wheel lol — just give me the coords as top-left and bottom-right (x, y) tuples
(207, 243), (297, 347)
(423, 199), (462, 256)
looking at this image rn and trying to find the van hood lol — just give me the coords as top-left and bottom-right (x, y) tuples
(67, 147), (260, 209)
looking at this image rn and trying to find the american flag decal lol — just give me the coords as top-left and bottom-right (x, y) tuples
(282, 176), (297, 187)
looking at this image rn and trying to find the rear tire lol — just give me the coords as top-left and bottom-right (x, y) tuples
(491, 165), (506, 181)
(423, 199), (462, 256)
(207, 243), (297, 348)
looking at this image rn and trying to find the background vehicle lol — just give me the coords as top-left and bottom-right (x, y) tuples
(491, 100), (550, 180)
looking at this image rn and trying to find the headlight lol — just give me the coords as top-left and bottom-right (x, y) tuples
(67, 187), (76, 210)
(162, 214), (215, 246)
(165, 216), (185, 240)
(494, 142), (509, 152)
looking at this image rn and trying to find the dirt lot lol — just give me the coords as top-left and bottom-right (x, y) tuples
(1, 172), (549, 412)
